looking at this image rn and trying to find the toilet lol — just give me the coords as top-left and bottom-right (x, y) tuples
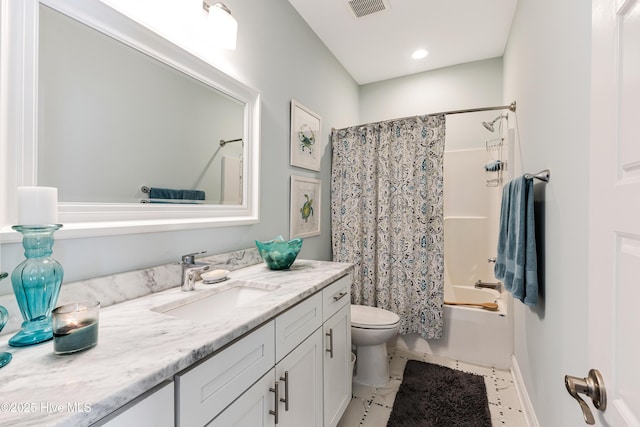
(351, 304), (400, 387)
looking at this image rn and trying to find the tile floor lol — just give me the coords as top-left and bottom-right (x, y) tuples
(337, 347), (527, 426)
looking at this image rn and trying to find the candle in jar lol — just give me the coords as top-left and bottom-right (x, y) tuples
(53, 320), (99, 354)
(52, 301), (100, 355)
(17, 186), (59, 225)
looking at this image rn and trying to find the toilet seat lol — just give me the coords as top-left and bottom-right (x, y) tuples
(351, 305), (400, 329)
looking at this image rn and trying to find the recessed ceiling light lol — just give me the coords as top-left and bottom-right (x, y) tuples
(411, 49), (429, 60)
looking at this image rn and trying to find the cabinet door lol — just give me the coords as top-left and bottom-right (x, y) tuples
(276, 328), (323, 427)
(206, 369), (276, 427)
(323, 303), (352, 427)
(97, 381), (174, 427)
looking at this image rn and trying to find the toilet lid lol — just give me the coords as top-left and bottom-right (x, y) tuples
(351, 305), (400, 329)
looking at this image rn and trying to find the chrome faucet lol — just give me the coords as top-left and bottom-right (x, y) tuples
(474, 280), (502, 292)
(180, 251), (210, 291)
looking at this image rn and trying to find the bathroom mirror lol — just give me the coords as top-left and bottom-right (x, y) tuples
(0, 0), (260, 238)
(39, 5), (246, 205)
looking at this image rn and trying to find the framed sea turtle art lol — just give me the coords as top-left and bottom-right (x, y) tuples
(290, 175), (321, 238)
(290, 99), (322, 171)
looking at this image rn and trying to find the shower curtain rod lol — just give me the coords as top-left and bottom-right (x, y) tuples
(437, 101), (516, 116)
(331, 101), (517, 132)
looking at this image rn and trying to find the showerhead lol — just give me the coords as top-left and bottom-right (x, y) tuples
(482, 114), (507, 132)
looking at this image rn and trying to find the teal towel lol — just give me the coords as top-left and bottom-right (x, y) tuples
(149, 187), (205, 201)
(494, 176), (538, 306)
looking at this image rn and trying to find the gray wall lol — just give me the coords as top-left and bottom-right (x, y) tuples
(0, 0), (359, 286)
(359, 58), (505, 153)
(503, 0), (591, 425)
(360, 57), (503, 125)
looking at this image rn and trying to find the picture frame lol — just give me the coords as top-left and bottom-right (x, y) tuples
(290, 175), (321, 238)
(290, 99), (322, 171)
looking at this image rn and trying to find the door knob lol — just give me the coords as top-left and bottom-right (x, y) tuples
(564, 369), (606, 425)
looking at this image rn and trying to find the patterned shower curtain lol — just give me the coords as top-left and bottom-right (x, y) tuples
(330, 114), (445, 339)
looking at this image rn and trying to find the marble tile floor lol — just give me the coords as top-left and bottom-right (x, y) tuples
(337, 347), (527, 427)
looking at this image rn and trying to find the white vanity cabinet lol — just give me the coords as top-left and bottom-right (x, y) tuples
(175, 275), (352, 427)
(321, 276), (352, 427)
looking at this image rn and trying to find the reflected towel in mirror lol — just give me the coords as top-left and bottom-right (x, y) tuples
(148, 187), (205, 200)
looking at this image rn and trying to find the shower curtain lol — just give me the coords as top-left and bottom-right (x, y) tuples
(331, 114), (446, 339)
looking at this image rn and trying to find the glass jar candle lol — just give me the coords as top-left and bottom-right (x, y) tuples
(52, 301), (100, 355)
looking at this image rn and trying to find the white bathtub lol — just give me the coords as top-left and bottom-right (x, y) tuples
(445, 285), (500, 305)
(393, 286), (513, 369)
(395, 213), (514, 368)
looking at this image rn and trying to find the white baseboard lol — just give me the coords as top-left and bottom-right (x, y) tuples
(511, 354), (540, 427)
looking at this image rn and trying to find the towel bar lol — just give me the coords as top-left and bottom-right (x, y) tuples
(524, 169), (550, 182)
(219, 138), (243, 147)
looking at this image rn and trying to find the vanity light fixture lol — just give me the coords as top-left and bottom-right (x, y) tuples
(411, 49), (429, 60)
(202, 1), (238, 50)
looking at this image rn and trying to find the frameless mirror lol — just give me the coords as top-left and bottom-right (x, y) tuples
(0, 0), (260, 238)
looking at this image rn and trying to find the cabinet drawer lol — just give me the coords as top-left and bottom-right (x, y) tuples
(275, 293), (322, 362)
(322, 275), (351, 321)
(176, 321), (275, 427)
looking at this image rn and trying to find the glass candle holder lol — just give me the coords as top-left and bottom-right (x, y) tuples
(52, 301), (100, 355)
(10, 224), (64, 347)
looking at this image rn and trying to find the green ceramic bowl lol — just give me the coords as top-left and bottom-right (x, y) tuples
(255, 235), (303, 270)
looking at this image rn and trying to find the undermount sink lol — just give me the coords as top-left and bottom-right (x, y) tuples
(153, 281), (280, 323)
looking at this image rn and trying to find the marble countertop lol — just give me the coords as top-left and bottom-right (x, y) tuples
(0, 259), (352, 426)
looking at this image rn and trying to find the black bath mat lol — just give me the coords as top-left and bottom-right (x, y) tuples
(387, 360), (492, 427)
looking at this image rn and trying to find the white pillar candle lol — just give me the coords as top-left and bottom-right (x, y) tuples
(17, 186), (59, 225)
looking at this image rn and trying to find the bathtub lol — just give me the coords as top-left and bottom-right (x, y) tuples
(394, 214), (514, 368)
(445, 285), (500, 305)
(393, 286), (513, 369)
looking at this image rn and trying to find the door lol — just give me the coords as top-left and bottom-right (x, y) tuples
(588, 0), (640, 425)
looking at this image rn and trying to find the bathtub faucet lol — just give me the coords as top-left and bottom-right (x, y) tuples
(474, 280), (501, 292)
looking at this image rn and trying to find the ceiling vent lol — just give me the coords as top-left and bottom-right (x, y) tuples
(347, 0), (390, 18)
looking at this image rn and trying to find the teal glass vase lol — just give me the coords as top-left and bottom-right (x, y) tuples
(0, 272), (12, 367)
(9, 224), (64, 347)
(255, 235), (303, 270)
